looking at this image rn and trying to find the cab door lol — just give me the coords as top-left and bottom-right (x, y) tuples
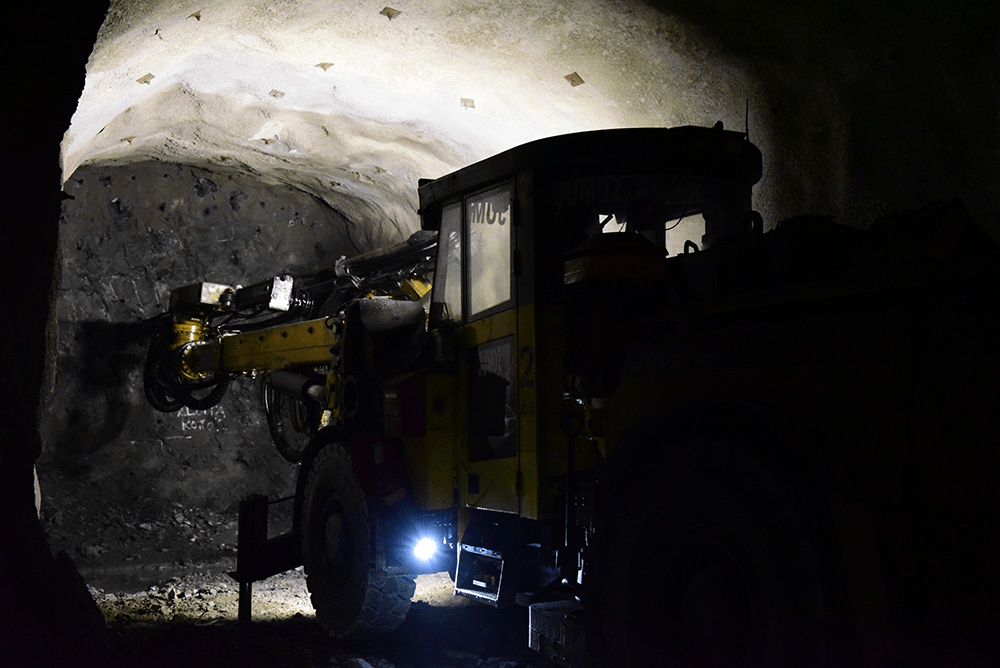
(429, 181), (522, 516)
(460, 181), (520, 515)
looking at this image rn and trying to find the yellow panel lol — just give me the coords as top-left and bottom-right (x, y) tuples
(218, 318), (339, 372)
(462, 309), (517, 347)
(455, 308), (519, 515)
(402, 373), (459, 510)
(518, 451), (539, 519)
(465, 456), (520, 514)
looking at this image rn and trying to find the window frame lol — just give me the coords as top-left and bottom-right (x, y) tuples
(429, 200), (464, 328)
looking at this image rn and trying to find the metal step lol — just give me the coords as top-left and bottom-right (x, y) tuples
(454, 543), (507, 605)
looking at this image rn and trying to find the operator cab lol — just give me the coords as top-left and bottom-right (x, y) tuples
(422, 126), (763, 329)
(415, 126), (762, 530)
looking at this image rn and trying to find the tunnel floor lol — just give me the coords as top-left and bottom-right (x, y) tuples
(39, 466), (558, 668)
(83, 571), (551, 668)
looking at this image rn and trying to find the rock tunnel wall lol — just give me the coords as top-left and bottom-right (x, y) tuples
(36, 0), (1000, 527)
(39, 160), (404, 513)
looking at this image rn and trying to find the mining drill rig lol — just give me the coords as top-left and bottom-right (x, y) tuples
(143, 125), (1000, 667)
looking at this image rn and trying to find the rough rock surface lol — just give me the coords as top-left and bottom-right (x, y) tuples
(40, 160), (401, 513)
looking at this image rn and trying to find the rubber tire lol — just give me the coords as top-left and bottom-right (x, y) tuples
(262, 381), (314, 463)
(301, 439), (415, 638)
(602, 442), (827, 668)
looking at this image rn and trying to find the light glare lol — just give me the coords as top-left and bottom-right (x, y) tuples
(413, 537), (437, 561)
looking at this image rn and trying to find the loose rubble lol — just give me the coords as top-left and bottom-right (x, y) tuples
(40, 466), (556, 668)
(83, 569), (555, 667)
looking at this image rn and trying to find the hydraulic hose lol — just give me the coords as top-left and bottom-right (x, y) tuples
(144, 325), (230, 412)
(144, 330), (184, 412)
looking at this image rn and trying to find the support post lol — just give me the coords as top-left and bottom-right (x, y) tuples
(238, 581), (253, 625)
(235, 494), (269, 624)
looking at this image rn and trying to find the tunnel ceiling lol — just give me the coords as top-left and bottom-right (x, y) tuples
(63, 0), (755, 235)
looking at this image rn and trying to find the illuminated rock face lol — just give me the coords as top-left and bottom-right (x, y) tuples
(43, 162), (371, 508)
(63, 0), (756, 212)
(43, 0), (1000, 511)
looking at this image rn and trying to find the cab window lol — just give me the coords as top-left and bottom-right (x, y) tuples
(466, 183), (513, 319)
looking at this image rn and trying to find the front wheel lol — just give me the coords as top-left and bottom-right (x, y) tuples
(300, 436), (415, 637)
(601, 442), (828, 668)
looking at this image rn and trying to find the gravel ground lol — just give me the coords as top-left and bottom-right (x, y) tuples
(38, 466), (559, 668)
(83, 568), (549, 668)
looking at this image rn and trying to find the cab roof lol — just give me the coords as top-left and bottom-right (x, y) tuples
(417, 125), (762, 229)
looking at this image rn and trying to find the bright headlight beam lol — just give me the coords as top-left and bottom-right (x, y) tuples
(413, 537), (437, 561)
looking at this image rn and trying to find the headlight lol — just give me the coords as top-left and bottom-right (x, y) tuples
(413, 537), (437, 561)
